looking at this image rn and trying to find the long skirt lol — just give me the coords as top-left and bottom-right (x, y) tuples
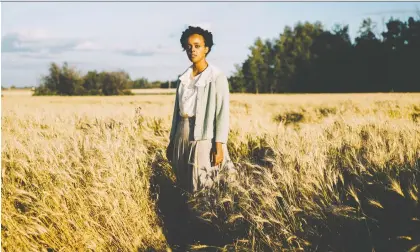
(171, 116), (235, 195)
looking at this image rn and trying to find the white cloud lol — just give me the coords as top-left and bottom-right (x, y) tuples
(17, 29), (51, 40)
(1, 29), (103, 56)
(73, 41), (103, 51)
(115, 45), (180, 57)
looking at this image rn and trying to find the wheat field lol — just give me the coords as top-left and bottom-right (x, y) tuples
(2, 90), (420, 251)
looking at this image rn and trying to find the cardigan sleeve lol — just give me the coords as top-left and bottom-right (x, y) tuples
(169, 80), (180, 142)
(214, 73), (230, 144)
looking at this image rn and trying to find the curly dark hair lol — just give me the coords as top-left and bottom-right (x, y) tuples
(180, 26), (214, 55)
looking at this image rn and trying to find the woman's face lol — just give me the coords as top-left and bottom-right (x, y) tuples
(186, 34), (209, 63)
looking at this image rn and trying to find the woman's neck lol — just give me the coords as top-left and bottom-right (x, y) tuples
(192, 60), (208, 76)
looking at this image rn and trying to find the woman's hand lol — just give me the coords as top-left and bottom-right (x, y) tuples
(212, 142), (224, 167)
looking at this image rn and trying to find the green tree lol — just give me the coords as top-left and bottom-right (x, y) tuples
(248, 37), (266, 94)
(309, 24), (353, 92)
(56, 62), (83, 95)
(100, 71), (131, 95)
(228, 64), (246, 92)
(132, 78), (149, 89)
(83, 71), (102, 95)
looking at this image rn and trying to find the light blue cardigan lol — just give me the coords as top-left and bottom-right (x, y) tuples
(169, 64), (230, 144)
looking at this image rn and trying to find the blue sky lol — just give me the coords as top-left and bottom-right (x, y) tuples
(2, 1), (419, 87)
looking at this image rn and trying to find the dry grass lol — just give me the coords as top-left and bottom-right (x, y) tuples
(2, 91), (420, 251)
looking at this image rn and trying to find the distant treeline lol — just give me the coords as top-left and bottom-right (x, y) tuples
(130, 78), (177, 89)
(228, 16), (420, 93)
(34, 63), (133, 96)
(34, 15), (420, 96)
(34, 63), (177, 96)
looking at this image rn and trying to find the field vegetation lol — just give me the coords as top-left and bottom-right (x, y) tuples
(2, 90), (419, 251)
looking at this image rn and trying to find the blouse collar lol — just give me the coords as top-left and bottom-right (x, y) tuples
(178, 63), (214, 87)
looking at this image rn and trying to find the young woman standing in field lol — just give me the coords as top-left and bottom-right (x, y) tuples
(166, 26), (234, 195)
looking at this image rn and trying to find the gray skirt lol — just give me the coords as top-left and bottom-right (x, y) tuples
(171, 117), (235, 194)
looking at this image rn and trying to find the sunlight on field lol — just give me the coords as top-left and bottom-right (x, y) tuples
(2, 91), (420, 251)
(1, 89), (34, 97)
(130, 88), (176, 95)
(1, 88), (176, 97)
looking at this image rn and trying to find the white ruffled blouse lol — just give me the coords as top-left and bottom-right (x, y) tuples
(178, 66), (209, 117)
